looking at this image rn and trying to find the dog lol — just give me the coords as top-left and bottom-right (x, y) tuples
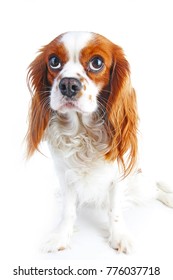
(26, 31), (173, 253)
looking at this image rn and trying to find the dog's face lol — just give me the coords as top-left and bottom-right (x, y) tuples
(46, 32), (114, 114)
(27, 31), (138, 176)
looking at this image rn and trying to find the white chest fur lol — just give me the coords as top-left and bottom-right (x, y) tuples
(46, 112), (118, 205)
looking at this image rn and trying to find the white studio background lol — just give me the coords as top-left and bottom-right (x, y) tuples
(1, 0), (173, 278)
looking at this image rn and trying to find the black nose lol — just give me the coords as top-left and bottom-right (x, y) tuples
(59, 77), (82, 98)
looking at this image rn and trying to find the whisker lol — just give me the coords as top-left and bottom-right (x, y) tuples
(101, 88), (111, 94)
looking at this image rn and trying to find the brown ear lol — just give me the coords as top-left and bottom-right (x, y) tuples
(26, 49), (51, 158)
(105, 45), (138, 176)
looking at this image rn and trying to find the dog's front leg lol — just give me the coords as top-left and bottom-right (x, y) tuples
(42, 186), (77, 253)
(108, 181), (133, 254)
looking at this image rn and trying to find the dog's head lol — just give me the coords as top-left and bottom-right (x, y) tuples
(27, 31), (138, 175)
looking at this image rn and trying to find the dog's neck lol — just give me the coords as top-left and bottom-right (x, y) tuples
(46, 111), (111, 163)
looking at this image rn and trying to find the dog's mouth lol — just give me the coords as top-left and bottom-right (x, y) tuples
(64, 101), (77, 108)
(59, 100), (83, 113)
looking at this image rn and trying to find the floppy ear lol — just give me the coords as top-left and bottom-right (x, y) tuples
(26, 48), (51, 158)
(105, 45), (138, 176)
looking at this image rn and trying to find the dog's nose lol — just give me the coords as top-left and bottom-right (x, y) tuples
(59, 77), (82, 98)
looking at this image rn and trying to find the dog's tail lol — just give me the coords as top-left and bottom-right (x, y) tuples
(123, 171), (173, 208)
(156, 181), (173, 208)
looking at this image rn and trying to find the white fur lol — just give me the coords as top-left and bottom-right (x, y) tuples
(41, 32), (173, 253)
(42, 110), (173, 254)
(60, 31), (94, 62)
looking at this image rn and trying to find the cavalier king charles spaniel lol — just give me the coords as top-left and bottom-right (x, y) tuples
(26, 31), (173, 253)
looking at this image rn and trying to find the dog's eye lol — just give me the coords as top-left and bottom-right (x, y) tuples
(49, 55), (62, 70)
(88, 56), (104, 72)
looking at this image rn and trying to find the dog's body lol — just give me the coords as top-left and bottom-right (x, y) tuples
(27, 31), (173, 253)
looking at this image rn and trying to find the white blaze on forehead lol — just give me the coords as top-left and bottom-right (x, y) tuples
(60, 31), (94, 61)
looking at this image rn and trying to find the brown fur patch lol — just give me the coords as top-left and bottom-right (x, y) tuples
(80, 77), (85, 83)
(58, 246), (65, 251)
(26, 36), (69, 157)
(77, 91), (83, 98)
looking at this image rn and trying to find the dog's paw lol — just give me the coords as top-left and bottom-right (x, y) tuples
(109, 231), (134, 254)
(41, 226), (73, 253)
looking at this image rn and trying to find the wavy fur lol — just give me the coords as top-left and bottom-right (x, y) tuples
(105, 46), (138, 176)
